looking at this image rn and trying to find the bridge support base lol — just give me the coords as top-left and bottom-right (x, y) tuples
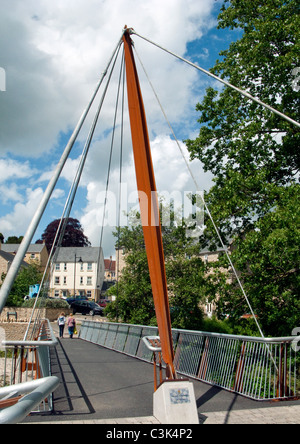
(153, 380), (199, 424)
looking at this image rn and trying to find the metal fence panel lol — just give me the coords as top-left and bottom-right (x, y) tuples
(97, 323), (109, 346)
(114, 324), (129, 352)
(123, 325), (143, 356)
(136, 327), (158, 362)
(105, 323), (118, 349)
(174, 332), (205, 377)
(78, 321), (300, 401)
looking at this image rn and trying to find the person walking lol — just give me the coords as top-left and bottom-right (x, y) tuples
(67, 313), (76, 339)
(57, 312), (66, 338)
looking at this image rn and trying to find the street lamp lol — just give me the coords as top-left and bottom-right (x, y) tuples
(73, 254), (83, 297)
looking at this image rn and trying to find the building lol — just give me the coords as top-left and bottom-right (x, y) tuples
(115, 248), (126, 281)
(0, 250), (28, 285)
(49, 247), (105, 301)
(0, 242), (49, 271)
(104, 256), (116, 282)
(199, 242), (233, 318)
(0, 241), (29, 285)
(101, 256), (117, 297)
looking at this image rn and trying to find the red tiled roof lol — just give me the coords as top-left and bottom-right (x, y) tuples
(104, 259), (116, 272)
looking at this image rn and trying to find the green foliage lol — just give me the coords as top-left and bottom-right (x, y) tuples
(185, 0), (300, 336)
(22, 298), (70, 309)
(222, 185), (300, 336)
(5, 236), (24, 244)
(106, 207), (210, 329)
(4, 264), (43, 307)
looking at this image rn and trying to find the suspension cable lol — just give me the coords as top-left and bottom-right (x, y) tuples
(0, 33), (126, 315)
(131, 29), (300, 129)
(24, 41), (124, 337)
(133, 45), (265, 339)
(97, 48), (126, 291)
(116, 53), (126, 310)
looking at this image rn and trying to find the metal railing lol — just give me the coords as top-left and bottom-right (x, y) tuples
(79, 320), (300, 401)
(0, 319), (59, 424)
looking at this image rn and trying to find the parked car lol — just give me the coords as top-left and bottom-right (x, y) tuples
(70, 300), (104, 316)
(66, 296), (88, 306)
(98, 299), (111, 308)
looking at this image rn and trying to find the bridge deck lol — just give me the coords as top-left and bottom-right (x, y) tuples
(23, 326), (300, 423)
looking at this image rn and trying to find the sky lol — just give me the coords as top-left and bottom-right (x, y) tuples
(0, 0), (242, 258)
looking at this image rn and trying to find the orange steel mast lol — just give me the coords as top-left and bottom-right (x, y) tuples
(122, 28), (176, 379)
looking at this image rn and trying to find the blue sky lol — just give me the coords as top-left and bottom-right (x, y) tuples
(0, 0), (243, 257)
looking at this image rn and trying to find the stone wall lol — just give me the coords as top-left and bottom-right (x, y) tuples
(0, 307), (71, 324)
(0, 307), (72, 342)
(0, 323), (32, 342)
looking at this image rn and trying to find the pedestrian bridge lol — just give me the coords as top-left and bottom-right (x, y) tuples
(0, 318), (299, 424)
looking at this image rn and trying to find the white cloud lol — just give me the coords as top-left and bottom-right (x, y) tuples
(0, 0), (217, 158)
(0, 187), (43, 235)
(0, 0), (218, 252)
(0, 158), (34, 183)
(0, 184), (23, 204)
(79, 134), (213, 251)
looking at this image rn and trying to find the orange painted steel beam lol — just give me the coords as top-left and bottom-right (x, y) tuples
(123, 29), (175, 379)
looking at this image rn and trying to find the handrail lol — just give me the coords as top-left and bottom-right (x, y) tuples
(79, 320), (298, 344)
(0, 376), (60, 424)
(79, 320), (300, 401)
(0, 318), (59, 423)
(2, 329), (58, 348)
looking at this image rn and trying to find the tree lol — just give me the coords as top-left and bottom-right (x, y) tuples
(106, 207), (211, 329)
(185, 0), (300, 335)
(4, 263), (43, 307)
(6, 236), (24, 244)
(37, 218), (91, 252)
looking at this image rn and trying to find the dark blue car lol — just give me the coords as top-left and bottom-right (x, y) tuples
(70, 300), (104, 316)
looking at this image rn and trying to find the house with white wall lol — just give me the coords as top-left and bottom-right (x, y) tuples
(49, 247), (104, 301)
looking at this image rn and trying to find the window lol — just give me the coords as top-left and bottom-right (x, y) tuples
(55, 263), (60, 271)
(87, 262), (92, 271)
(87, 276), (92, 286)
(80, 276), (83, 285)
(80, 262), (84, 272)
(64, 263), (67, 271)
(54, 290), (60, 298)
(63, 277), (67, 285)
(55, 276), (60, 285)
(87, 291), (92, 298)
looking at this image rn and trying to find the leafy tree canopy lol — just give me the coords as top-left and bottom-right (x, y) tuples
(185, 0), (299, 336)
(106, 206), (219, 330)
(5, 236), (24, 244)
(37, 218), (91, 252)
(2, 263), (43, 307)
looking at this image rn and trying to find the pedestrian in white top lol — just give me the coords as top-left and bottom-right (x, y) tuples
(57, 312), (66, 338)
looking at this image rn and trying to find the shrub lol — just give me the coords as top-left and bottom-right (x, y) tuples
(22, 298), (70, 309)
